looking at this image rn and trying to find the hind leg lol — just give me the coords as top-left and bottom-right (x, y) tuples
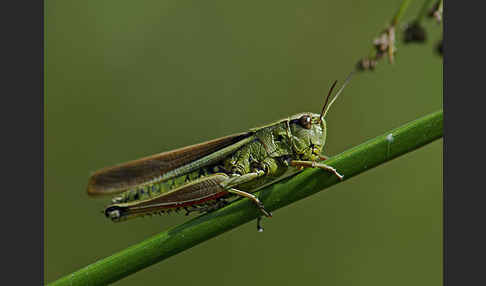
(227, 188), (272, 217)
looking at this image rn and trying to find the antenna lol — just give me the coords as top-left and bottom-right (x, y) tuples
(319, 80), (338, 122)
(322, 71), (354, 118)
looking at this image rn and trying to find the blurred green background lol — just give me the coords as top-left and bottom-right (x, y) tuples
(45, 0), (442, 285)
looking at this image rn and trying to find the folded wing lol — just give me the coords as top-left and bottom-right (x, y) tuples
(87, 132), (252, 196)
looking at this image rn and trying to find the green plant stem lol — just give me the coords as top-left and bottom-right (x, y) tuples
(49, 109), (443, 286)
(392, 0), (413, 26)
(416, 0), (433, 23)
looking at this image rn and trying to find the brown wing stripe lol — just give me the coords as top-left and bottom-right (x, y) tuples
(87, 133), (249, 196)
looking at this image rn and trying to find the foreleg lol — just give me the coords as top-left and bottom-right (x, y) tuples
(290, 160), (344, 180)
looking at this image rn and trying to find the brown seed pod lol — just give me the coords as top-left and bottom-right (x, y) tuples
(404, 22), (427, 43)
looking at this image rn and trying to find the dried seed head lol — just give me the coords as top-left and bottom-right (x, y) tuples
(404, 22), (427, 43)
(356, 58), (377, 71)
(428, 1), (443, 23)
(373, 26), (396, 63)
(436, 39), (443, 56)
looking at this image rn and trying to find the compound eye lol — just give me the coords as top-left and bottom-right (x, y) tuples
(299, 115), (312, 129)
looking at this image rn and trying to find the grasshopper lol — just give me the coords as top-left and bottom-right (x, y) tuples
(87, 73), (352, 231)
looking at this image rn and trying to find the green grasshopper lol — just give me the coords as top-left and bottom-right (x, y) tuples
(87, 73), (352, 231)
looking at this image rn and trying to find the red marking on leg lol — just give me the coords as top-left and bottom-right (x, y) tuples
(125, 191), (230, 215)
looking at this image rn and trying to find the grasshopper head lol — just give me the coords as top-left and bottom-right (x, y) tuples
(288, 113), (327, 161)
(288, 72), (353, 161)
